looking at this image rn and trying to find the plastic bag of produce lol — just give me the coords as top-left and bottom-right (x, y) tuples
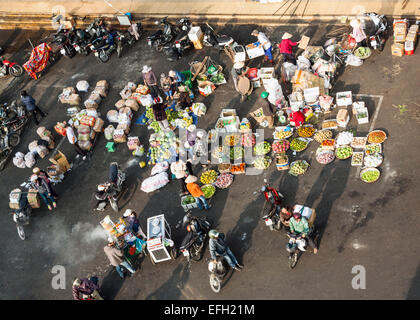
(85, 108), (98, 118)
(76, 80), (90, 92)
(191, 102), (207, 117)
(96, 80), (109, 89)
(345, 54), (363, 67)
(89, 93), (102, 104)
(13, 152), (26, 168)
(151, 161), (169, 176)
(115, 99), (126, 110)
(127, 136), (140, 150)
(116, 123), (130, 134)
(104, 125), (114, 140)
(78, 140), (92, 151)
(113, 129), (127, 143)
(93, 86), (108, 97)
(136, 85), (150, 95)
(120, 86), (132, 99)
(284, 62), (298, 81)
(80, 115), (96, 127)
(77, 124), (90, 134)
(125, 99), (139, 112)
(139, 94), (153, 107)
(63, 87), (76, 95)
(67, 94), (81, 106)
(28, 140), (39, 152)
(84, 99), (98, 109)
(93, 117), (104, 133)
(24, 152), (36, 168)
(107, 110), (119, 123)
(140, 172), (169, 193)
(35, 145), (49, 159)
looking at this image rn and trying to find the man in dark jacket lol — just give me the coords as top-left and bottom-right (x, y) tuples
(208, 230), (243, 271)
(20, 91), (47, 125)
(72, 276), (102, 300)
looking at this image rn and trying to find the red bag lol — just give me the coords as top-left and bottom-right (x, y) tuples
(80, 115), (96, 127)
(54, 123), (67, 136)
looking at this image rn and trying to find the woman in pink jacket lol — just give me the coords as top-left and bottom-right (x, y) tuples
(278, 32), (300, 65)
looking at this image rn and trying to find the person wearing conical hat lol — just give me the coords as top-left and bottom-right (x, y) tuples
(231, 61), (250, 102)
(278, 32), (300, 65)
(142, 65), (159, 98)
(185, 175), (211, 210)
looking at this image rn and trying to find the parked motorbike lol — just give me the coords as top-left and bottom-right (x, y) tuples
(178, 213), (211, 262)
(164, 19), (193, 61)
(90, 32), (117, 63)
(363, 12), (388, 51)
(147, 16), (178, 52)
(203, 23), (234, 49)
(9, 191), (32, 240)
(52, 27), (76, 58)
(0, 129), (20, 171)
(207, 257), (229, 293)
(0, 57), (23, 78)
(94, 162), (125, 212)
(0, 101), (28, 135)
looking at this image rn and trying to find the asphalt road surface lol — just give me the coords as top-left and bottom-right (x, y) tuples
(0, 22), (420, 300)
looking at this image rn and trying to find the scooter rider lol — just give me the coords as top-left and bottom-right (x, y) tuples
(289, 213), (318, 254)
(208, 230), (243, 271)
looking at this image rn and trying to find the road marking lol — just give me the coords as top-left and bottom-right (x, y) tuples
(351, 94), (384, 179)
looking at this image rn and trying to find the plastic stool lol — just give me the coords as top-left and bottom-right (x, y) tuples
(106, 142), (115, 152)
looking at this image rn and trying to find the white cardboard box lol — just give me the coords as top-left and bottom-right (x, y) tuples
(246, 43), (265, 59)
(188, 26), (202, 41)
(356, 107), (369, 124)
(336, 91), (353, 107)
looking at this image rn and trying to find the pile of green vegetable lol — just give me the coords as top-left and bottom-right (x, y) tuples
(290, 138), (308, 152)
(254, 141), (271, 155)
(289, 160), (309, 176)
(202, 185), (216, 199)
(360, 169), (380, 183)
(335, 146), (353, 159)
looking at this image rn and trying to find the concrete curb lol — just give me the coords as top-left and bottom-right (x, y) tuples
(1, 12), (420, 30)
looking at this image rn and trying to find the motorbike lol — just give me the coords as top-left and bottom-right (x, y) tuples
(70, 26), (91, 56)
(94, 162), (125, 212)
(0, 101), (28, 135)
(178, 212), (211, 262)
(9, 186), (33, 240)
(0, 129), (20, 171)
(52, 27), (77, 58)
(164, 19), (193, 61)
(116, 20), (144, 58)
(286, 232), (307, 269)
(0, 56), (24, 78)
(259, 181), (284, 231)
(90, 32), (117, 63)
(203, 23), (234, 49)
(363, 12), (388, 51)
(147, 16), (178, 52)
(207, 257), (229, 293)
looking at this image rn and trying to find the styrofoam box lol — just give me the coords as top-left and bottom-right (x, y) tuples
(304, 87), (320, 103)
(260, 67), (275, 79)
(336, 91), (352, 107)
(188, 26), (202, 41)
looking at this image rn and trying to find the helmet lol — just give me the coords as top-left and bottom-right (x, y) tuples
(32, 167), (41, 175)
(208, 229), (219, 239)
(97, 184), (106, 191)
(293, 213), (302, 220)
(72, 278), (81, 287)
(261, 91), (269, 99)
(261, 186), (267, 192)
(123, 209), (132, 217)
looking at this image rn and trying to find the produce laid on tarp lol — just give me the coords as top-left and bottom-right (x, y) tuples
(367, 130), (387, 144)
(271, 139), (290, 153)
(200, 170), (218, 184)
(297, 125), (315, 138)
(290, 138), (309, 152)
(254, 141), (271, 155)
(182, 195), (196, 205)
(202, 184), (216, 198)
(335, 146), (353, 159)
(314, 130), (332, 143)
(360, 167), (380, 183)
(230, 146), (244, 160)
(336, 131), (354, 146)
(316, 149), (335, 164)
(147, 131), (179, 165)
(363, 153), (383, 167)
(289, 160), (309, 176)
(224, 134), (241, 147)
(253, 156), (272, 169)
(214, 173), (234, 189)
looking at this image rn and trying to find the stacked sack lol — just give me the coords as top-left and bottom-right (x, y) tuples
(84, 80), (109, 109)
(69, 109), (104, 151)
(58, 87), (81, 105)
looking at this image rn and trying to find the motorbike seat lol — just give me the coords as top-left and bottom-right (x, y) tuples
(147, 30), (163, 39)
(216, 35), (232, 43)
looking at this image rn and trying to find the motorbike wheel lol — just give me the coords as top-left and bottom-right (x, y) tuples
(209, 274), (221, 293)
(10, 65), (23, 77)
(99, 51), (109, 63)
(170, 246), (178, 260)
(190, 244), (203, 262)
(109, 198), (119, 213)
(289, 252), (299, 269)
(154, 42), (163, 52)
(273, 220), (282, 231)
(117, 43), (122, 58)
(17, 225), (26, 240)
(8, 133), (20, 147)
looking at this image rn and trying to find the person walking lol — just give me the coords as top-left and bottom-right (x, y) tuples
(32, 167), (58, 199)
(151, 96), (170, 130)
(104, 239), (137, 279)
(251, 29), (273, 64)
(20, 91), (47, 125)
(142, 65), (160, 98)
(278, 32), (300, 65)
(185, 175), (211, 210)
(30, 174), (56, 211)
(208, 229), (243, 271)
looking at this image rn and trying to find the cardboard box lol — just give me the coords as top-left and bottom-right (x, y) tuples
(188, 26), (202, 42)
(391, 43), (404, 56)
(352, 101), (365, 115)
(298, 35), (310, 50)
(260, 67), (275, 79)
(406, 31), (417, 42)
(356, 107), (369, 124)
(192, 34), (204, 50)
(337, 108), (349, 127)
(394, 33), (406, 43)
(246, 42), (265, 59)
(49, 151), (70, 172)
(336, 91), (352, 107)
(409, 24), (419, 33)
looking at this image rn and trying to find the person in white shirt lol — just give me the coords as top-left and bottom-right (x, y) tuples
(251, 29), (273, 64)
